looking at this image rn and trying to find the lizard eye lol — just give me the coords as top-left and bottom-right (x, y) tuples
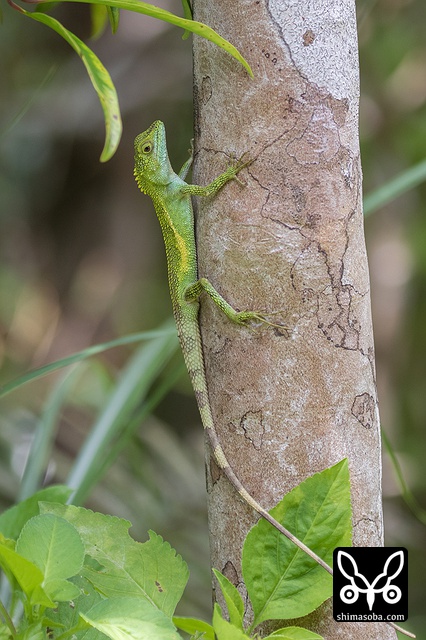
(141, 142), (152, 154)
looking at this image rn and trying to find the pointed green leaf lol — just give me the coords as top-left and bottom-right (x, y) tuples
(13, 6), (121, 161)
(212, 569), (244, 630)
(107, 6), (120, 33)
(36, 0), (253, 77)
(212, 604), (251, 640)
(16, 514), (85, 598)
(173, 616), (215, 640)
(0, 486), (71, 539)
(180, 0), (192, 39)
(243, 459), (352, 627)
(80, 597), (181, 640)
(265, 628), (323, 640)
(39, 503), (189, 617)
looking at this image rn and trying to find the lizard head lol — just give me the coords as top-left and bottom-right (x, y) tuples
(134, 120), (170, 194)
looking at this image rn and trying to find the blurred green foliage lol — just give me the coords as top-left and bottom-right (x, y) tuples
(0, 0), (425, 635)
(358, 2), (426, 635)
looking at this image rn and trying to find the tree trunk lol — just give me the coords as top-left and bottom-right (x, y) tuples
(192, 1), (395, 637)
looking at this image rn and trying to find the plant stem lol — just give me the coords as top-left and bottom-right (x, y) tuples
(0, 599), (17, 638)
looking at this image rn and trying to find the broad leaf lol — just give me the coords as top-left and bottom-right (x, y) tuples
(0, 536), (54, 607)
(80, 597), (181, 640)
(17, 514), (85, 588)
(40, 503), (189, 617)
(243, 459), (352, 627)
(0, 486), (71, 539)
(45, 574), (106, 640)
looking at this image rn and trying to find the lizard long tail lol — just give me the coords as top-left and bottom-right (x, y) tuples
(183, 320), (332, 575)
(205, 416), (332, 574)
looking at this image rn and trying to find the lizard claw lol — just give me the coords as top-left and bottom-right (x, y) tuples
(235, 310), (287, 333)
(188, 138), (195, 157)
(227, 152), (254, 186)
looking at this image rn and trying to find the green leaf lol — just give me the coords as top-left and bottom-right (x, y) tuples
(11, 5), (121, 161)
(37, 0), (253, 77)
(16, 622), (45, 640)
(89, 3), (120, 37)
(16, 514), (85, 601)
(39, 504), (189, 617)
(212, 569), (244, 630)
(42, 578), (81, 601)
(90, 4), (108, 38)
(265, 627), (324, 640)
(0, 536), (55, 607)
(80, 597), (181, 640)
(82, 529), (189, 617)
(0, 624), (12, 640)
(107, 6), (120, 33)
(45, 575), (106, 640)
(173, 616), (215, 640)
(212, 604), (251, 640)
(179, 0), (192, 39)
(180, 0), (192, 21)
(243, 459), (352, 628)
(0, 486), (71, 539)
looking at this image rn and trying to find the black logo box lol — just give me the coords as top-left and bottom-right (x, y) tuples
(333, 547), (408, 621)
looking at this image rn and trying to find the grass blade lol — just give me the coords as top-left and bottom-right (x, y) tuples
(364, 158), (426, 215)
(18, 367), (83, 501)
(382, 429), (426, 526)
(0, 327), (176, 398)
(66, 320), (179, 504)
(92, 360), (187, 486)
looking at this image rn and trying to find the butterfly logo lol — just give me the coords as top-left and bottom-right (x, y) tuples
(337, 550), (404, 611)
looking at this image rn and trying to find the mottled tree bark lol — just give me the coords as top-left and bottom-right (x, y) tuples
(192, 1), (395, 637)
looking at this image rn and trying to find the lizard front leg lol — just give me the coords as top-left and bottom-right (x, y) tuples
(181, 155), (252, 199)
(178, 139), (194, 180)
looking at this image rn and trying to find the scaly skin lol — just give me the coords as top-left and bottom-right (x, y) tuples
(133, 121), (331, 570)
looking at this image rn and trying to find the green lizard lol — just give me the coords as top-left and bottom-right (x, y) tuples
(133, 120), (330, 571)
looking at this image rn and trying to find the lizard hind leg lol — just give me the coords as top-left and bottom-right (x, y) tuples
(184, 277), (286, 329)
